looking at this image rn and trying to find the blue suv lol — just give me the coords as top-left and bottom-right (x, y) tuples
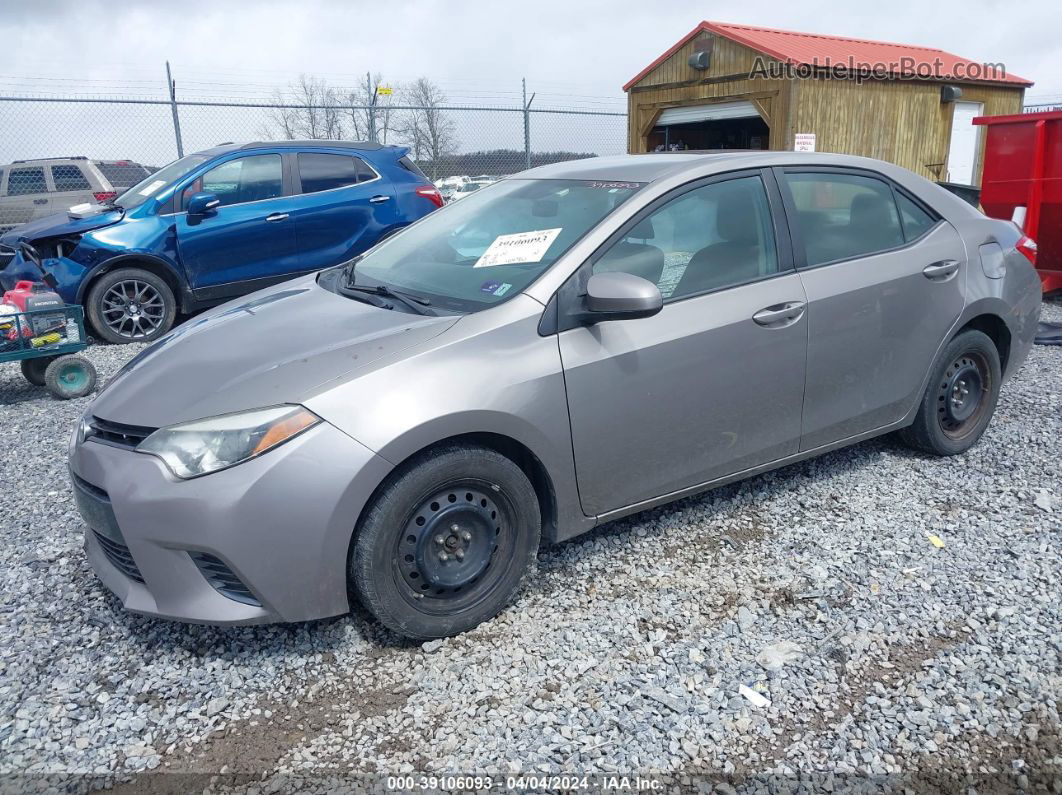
(0, 141), (443, 343)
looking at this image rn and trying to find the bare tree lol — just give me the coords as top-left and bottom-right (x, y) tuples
(266, 74), (344, 140)
(345, 72), (398, 143)
(399, 78), (458, 178)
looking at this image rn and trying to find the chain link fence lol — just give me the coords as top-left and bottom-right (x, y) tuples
(0, 96), (627, 183)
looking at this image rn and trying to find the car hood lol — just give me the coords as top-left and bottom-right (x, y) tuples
(89, 274), (460, 428)
(0, 207), (124, 244)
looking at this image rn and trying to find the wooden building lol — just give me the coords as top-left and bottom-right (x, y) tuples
(623, 21), (1032, 186)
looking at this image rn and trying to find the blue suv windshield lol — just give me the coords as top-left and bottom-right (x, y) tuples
(113, 154), (209, 209)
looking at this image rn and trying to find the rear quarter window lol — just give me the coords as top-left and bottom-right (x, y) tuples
(398, 156), (429, 180)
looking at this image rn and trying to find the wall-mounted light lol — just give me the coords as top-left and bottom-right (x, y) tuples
(941, 85), (964, 103)
(688, 36), (714, 71)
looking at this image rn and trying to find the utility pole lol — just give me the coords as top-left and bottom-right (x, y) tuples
(165, 61), (184, 158)
(522, 78), (535, 171)
(367, 72), (377, 144)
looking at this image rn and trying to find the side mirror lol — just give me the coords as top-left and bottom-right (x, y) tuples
(582, 272), (662, 323)
(186, 192), (221, 216)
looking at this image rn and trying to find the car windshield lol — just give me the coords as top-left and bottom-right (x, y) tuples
(113, 154), (209, 209)
(350, 178), (645, 312)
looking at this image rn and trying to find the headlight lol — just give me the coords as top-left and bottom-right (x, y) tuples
(137, 405), (319, 479)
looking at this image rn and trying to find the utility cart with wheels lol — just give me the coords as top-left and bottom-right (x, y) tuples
(0, 303), (97, 399)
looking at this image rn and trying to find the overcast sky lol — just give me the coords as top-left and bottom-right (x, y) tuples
(0, 0), (1058, 164)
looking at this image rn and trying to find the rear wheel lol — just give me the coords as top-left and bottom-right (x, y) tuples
(899, 330), (1001, 456)
(86, 267), (176, 344)
(20, 356), (55, 386)
(44, 354), (97, 399)
(351, 445), (541, 640)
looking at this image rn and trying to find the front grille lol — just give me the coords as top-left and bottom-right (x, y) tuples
(88, 416), (156, 449)
(190, 552), (261, 606)
(92, 530), (144, 583)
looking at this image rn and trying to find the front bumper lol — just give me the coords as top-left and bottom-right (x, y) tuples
(0, 251), (84, 304)
(69, 420), (393, 625)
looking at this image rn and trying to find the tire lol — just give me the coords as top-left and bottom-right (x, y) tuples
(86, 267), (176, 344)
(44, 354), (97, 399)
(20, 356), (55, 386)
(351, 445), (541, 640)
(899, 330), (1001, 456)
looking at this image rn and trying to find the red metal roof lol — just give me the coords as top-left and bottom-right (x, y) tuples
(622, 21), (1033, 91)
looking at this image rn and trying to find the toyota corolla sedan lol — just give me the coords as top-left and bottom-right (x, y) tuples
(68, 152), (1041, 639)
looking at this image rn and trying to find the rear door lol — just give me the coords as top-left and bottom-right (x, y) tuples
(174, 152), (300, 296)
(776, 167), (967, 450)
(290, 152), (397, 268)
(3, 165), (50, 227)
(49, 162), (96, 211)
(557, 170), (808, 516)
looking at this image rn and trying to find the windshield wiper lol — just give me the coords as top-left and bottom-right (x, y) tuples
(341, 283), (434, 315)
(341, 255), (363, 287)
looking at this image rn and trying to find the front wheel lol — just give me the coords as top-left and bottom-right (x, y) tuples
(350, 445), (541, 640)
(20, 356), (56, 386)
(899, 329), (1001, 456)
(86, 267), (176, 344)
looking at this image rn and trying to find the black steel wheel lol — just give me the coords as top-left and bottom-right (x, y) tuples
(20, 356), (55, 387)
(899, 329), (1001, 456)
(86, 267), (176, 344)
(351, 445), (540, 639)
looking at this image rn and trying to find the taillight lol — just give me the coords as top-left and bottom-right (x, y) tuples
(93, 191), (117, 203)
(1016, 235), (1037, 265)
(415, 185), (444, 209)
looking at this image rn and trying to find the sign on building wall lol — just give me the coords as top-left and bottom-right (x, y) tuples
(794, 133), (816, 152)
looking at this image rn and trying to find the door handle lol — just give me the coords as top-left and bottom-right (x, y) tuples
(922, 259), (959, 281)
(265, 212), (289, 222)
(369, 195), (391, 204)
(752, 301), (806, 327)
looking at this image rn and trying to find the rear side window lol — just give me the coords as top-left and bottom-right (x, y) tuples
(782, 172), (905, 266)
(297, 153), (375, 194)
(896, 192), (938, 241)
(50, 164), (91, 192)
(398, 156), (428, 179)
(95, 161), (151, 189)
(7, 167), (47, 196)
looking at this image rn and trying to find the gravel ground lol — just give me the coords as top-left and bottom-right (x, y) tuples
(1, 302), (1059, 793)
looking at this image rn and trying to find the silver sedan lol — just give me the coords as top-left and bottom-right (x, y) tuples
(69, 152), (1041, 639)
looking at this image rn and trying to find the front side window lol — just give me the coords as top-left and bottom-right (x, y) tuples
(783, 172), (905, 266)
(351, 179), (644, 312)
(297, 153), (374, 194)
(594, 175), (778, 300)
(7, 167), (47, 196)
(50, 164), (91, 192)
(187, 154), (284, 208)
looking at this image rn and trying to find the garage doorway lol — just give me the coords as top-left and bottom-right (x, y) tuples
(648, 100), (769, 151)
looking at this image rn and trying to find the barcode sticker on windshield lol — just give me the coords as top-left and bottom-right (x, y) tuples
(138, 179), (167, 197)
(474, 228), (562, 268)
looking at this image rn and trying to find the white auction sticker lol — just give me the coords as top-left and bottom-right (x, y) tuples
(138, 179), (168, 197)
(474, 228), (562, 268)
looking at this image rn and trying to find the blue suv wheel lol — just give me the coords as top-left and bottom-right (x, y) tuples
(86, 268), (177, 344)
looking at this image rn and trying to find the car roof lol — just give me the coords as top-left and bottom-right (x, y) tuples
(517, 151), (931, 184)
(194, 140), (396, 157)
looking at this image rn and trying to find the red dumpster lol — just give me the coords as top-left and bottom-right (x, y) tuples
(974, 110), (1062, 294)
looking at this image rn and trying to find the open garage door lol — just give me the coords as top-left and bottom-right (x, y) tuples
(649, 100), (769, 151)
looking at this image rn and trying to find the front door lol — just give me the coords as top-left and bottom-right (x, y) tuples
(557, 172), (808, 516)
(776, 168), (967, 450)
(175, 153), (299, 296)
(947, 101), (984, 186)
